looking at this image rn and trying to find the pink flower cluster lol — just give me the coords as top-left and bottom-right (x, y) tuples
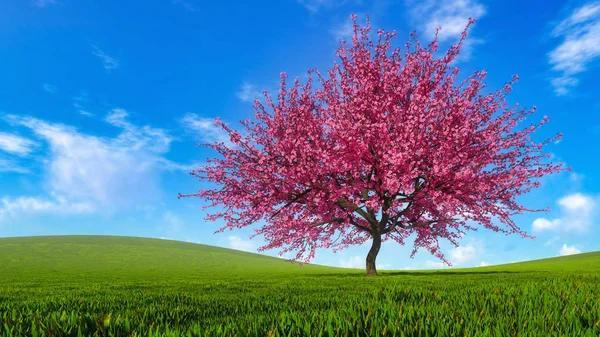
(180, 15), (566, 265)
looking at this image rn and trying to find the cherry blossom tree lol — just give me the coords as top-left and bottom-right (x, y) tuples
(180, 15), (566, 276)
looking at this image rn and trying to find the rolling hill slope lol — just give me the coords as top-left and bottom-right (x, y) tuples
(0, 235), (351, 283)
(0, 235), (597, 283)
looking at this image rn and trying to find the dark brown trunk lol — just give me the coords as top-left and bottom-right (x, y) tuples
(366, 231), (381, 276)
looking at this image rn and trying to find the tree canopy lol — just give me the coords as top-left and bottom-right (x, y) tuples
(180, 15), (566, 276)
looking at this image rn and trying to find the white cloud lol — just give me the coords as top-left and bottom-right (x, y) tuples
(550, 76), (579, 96)
(42, 83), (57, 93)
(3, 112), (192, 214)
(73, 91), (93, 117)
(544, 236), (560, 246)
(172, 0), (199, 11)
(339, 255), (363, 269)
(559, 243), (582, 256)
(508, 259), (524, 264)
(449, 243), (478, 265)
(296, 0), (347, 13)
(0, 157), (29, 174)
(330, 20), (354, 40)
(159, 237), (201, 244)
(277, 252), (294, 259)
(179, 113), (233, 147)
(0, 195), (94, 222)
(424, 260), (448, 269)
(339, 257), (390, 270)
(236, 82), (264, 103)
(227, 235), (256, 252)
(533, 193), (596, 233)
(0, 133), (36, 156)
(533, 218), (561, 231)
(33, 0), (56, 8)
(570, 172), (584, 183)
(329, 13), (369, 41)
(91, 45), (119, 71)
(404, 0), (486, 61)
(559, 193), (595, 212)
(423, 242), (483, 269)
(478, 261), (489, 267)
(548, 2), (600, 95)
(329, 13), (362, 41)
(376, 263), (392, 270)
(157, 211), (184, 237)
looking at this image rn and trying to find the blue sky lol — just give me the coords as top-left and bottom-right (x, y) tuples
(0, 0), (599, 270)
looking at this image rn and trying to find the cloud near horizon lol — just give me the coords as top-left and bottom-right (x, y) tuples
(532, 193), (596, 233)
(228, 235), (256, 252)
(338, 255), (392, 270)
(559, 243), (582, 256)
(0, 111), (198, 221)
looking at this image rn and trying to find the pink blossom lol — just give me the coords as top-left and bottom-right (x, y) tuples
(180, 15), (566, 276)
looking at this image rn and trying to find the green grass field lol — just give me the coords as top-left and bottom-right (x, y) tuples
(0, 235), (598, 336)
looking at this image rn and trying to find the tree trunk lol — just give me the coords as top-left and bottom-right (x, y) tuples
(366, 231), (382, 276)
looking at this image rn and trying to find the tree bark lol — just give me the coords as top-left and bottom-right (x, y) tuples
(366, 231), (382, 276)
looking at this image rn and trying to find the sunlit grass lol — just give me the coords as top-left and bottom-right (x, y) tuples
(0, 235), (598, 336)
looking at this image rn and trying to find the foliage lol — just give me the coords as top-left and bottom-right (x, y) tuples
(180, 15), (566, 274)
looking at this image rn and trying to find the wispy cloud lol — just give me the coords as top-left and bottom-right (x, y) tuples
(330, 13), (366, 41)
(532, 193), (596, 233)
(172, 0), (199, 12)
(548, 2), (600, 95)
(159, 237), (201, 244)
(544, 236), (561, 246)
(339, 256), (363, 269)
(0, 133), (36, 156)
(3, 111), (193, 214)
(296, 0), (348, 13)
(338, 255), (392, 270)
(91, 45), (119, 71)
(179, 113), (233, 147)
(569, 172), (584, 184)
(42, 83), (57, 94)
(33, 0), (57, 8)
(236, 82), (264, 103)
(424, 260), (448, 268)
(0, 195), (94, 223)
(0, 157), (29, 174)
(424, 242), (483, 268)
(559, 243), (582, 256)
(404, 0), (486, 61)
(72, 91), (93, 116)
(449, 243), (479, 265)
(330, 20), (354, 40)
(156, 211), (184, 237)
(227, 235), (256, 252)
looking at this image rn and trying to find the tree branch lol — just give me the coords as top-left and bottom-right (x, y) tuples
(335, 197), (378, 228)
(310, 217), (345, 228)
(269, 188), (313, 219)
(399, 217), (456, 229)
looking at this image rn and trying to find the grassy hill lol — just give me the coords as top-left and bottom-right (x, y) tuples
(0, 235), (352, 283)
(475, 250), (600, 272)
(1, 235), (598, 336)
(1, 235), (597, 281)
